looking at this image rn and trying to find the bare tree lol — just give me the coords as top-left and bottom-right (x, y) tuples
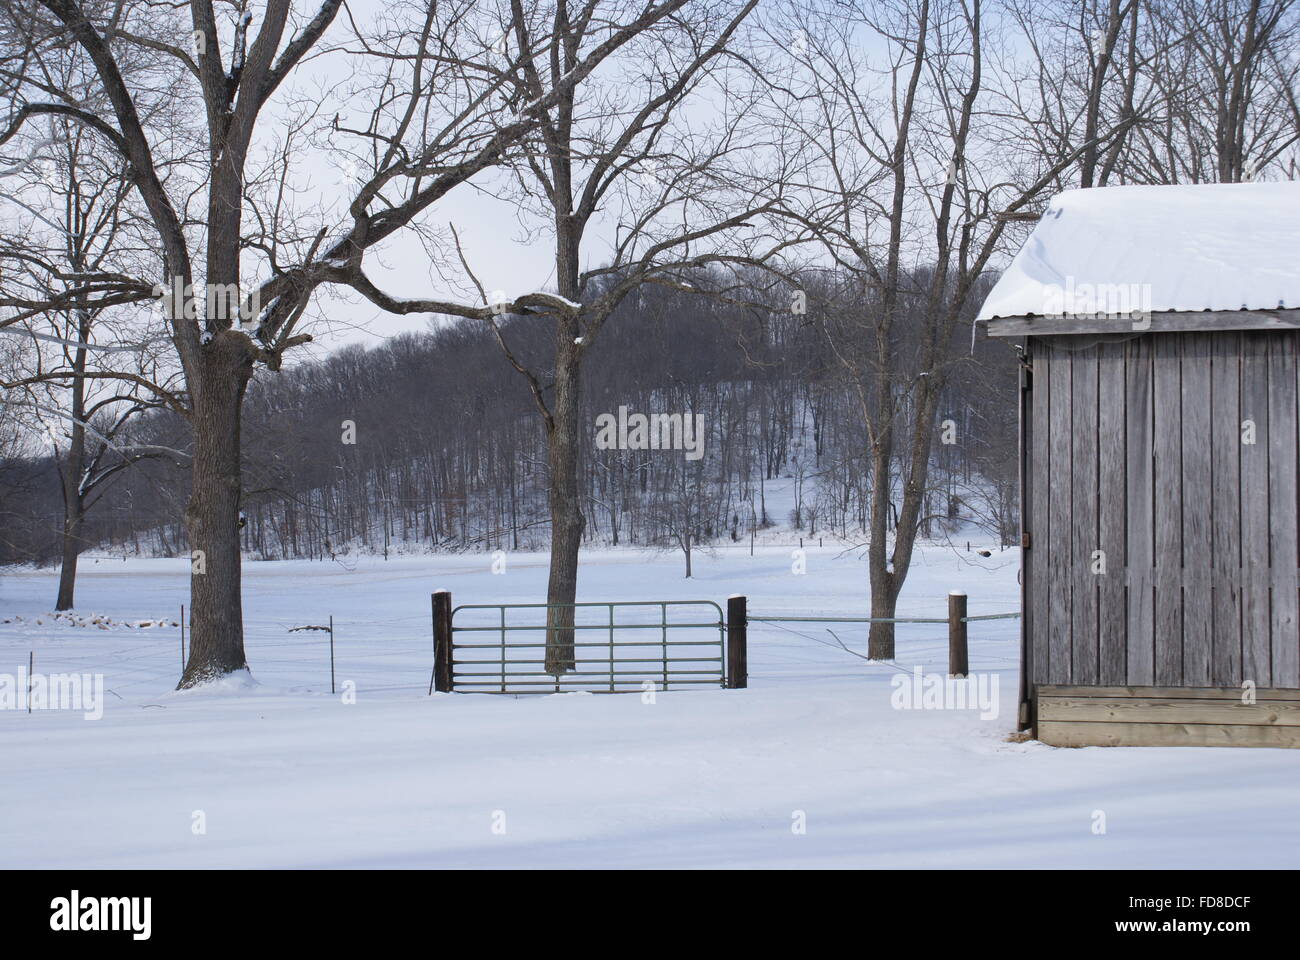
(1, 79), (180, 608)
(0, 0), (674, 686)
(764, 0), (1144, 656)
(352, 0), (798, 672)
(1162, 0), (1299, 182)
(1003, 0), (1147, 189)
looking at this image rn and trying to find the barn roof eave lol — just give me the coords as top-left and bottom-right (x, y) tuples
(984, 308), (1300, 338)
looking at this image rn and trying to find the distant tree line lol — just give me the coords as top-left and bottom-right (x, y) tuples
(0, 268), (1018, 576)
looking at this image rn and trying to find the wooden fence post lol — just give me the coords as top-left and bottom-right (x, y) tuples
(948, 590), (968, 678)
(726, 594), (747, 689)
(431, 590), (453, 694)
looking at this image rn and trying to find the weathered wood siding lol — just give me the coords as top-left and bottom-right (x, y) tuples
(1037, 685), (1300, 748)
(1026, 332), (1300, 691)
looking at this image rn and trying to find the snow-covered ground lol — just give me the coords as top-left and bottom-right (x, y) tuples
(2, 535), (1297, 869)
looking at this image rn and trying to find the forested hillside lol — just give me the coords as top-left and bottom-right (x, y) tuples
(0, 269), (1018, 567)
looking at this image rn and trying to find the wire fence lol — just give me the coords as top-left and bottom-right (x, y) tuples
(749, 612), (1021, 625)
(2, 612), (439, 701)
(2, 599), (1024, 703)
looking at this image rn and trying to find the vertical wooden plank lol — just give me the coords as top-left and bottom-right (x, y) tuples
(1210, 332), (1243, 686)
(1126, 336), (1155, 685)
(1047, 340), (1074, 684)
(1268, 333), (1299, 686)
(1152, 334), (1183, 684)
(1019, 348), (1035, 720)
(1097, 339), (1128, 684)
(1180, 333), (1213, 686)
(1031, 340), (1053, 690)
(1241, 332), (1272, 687)
(1071, 343), (1100, 684)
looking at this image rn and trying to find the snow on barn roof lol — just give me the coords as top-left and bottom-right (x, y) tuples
(978, 182), (1300, 326)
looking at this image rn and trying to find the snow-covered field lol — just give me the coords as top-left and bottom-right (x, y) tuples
(2, 536), (1297, 869)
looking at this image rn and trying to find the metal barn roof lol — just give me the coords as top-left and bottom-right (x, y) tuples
(979, 181), (1300, 334)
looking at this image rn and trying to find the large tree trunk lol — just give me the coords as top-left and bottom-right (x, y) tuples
(867, 576), (899, 660)
(544, 330), (584, 675)
(866, 441), (897, 659)
(867, 379), (942, 661)
(55, 316), (88, 611)
(55, 507), (83, 611)
(543, 146), (584, 675)
(866, 366), (897, 659)
(178, 332), (253, 688)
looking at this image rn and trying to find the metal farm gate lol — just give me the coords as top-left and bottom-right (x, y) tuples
(429, 592), (747, 694)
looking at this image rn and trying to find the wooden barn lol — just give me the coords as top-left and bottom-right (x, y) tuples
(980, 182), (1300, 748)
